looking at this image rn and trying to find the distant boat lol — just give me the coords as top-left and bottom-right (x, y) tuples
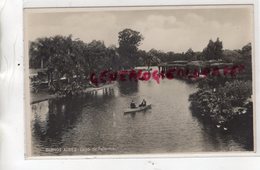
(124, 104), (152, 114)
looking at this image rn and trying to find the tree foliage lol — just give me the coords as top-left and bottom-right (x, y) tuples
(29, 35), (119, 94)
(29, 30), (252, 96)
(190, 79), (252, 123)
(202, 38), (223, 60)
(118, 28), (144, 68)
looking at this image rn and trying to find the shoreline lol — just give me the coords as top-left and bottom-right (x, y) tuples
(30, 82), (116, 104)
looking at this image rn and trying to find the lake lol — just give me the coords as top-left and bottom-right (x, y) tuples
(31, 70), (250, 156)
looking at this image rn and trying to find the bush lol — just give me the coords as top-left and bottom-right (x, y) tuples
(190, 79), (252, 124)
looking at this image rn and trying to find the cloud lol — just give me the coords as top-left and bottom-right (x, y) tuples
(26, 9), (253, 53)
(134, 12), (252, 52)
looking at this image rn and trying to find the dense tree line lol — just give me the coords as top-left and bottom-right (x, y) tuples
(29, 28), (252, 94)
(30, 35), (119, 93)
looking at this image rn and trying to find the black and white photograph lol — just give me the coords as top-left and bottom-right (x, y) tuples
(24, 5), (254, 157)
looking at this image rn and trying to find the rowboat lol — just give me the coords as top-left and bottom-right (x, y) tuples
(124, 104), (152, 114)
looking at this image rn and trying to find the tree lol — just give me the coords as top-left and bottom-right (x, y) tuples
(240, 43), (252, 79)
(165, 51), (175, 62)
(118, 28), (144, 68)
(29, 37), (54, 69)
(29, 35), (122, 94)
(71, 39), (88, 80)
(106, 45), (120, 71)
(222, 49), (242, 63)
(146, 49), (162, 66)
(241, 43), (252, 59)
(85, 40), (107, 73)
(168, 52), (185, 61)
(30, 35), (71, 85)
(45, 35), (80, 92)
(185, 48), (195, 61)
(29, 35), (88, 93)
(202, 38), (223, 60)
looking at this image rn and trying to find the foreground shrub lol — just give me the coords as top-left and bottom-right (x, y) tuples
(189, 79), (252, 124)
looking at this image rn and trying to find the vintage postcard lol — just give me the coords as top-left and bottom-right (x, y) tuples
(24, 5), (255, 157)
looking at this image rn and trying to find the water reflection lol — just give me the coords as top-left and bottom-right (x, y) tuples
(118, 81), (139, 95)
(31, 78), (252, 156)
(190, 108), (253, 151)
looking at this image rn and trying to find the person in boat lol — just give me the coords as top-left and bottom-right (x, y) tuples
(139, 99), (147, 107)
(130, 100), (136, 108)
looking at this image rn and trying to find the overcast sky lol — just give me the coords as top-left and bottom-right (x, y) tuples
(25, 6), (253, 53)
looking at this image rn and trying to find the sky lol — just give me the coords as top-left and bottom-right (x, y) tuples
(25, 6), (254, 53)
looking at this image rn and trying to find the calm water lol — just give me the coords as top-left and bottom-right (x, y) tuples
(31, 73), (250, 156)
